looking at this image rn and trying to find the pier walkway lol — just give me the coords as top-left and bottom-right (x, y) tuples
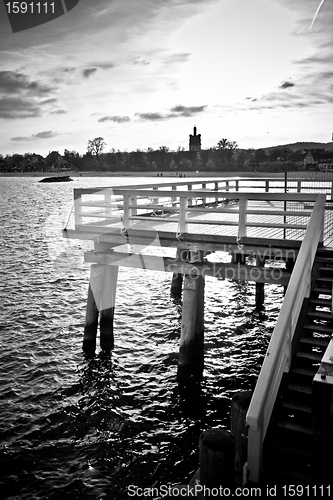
(64, 176), (333, 486)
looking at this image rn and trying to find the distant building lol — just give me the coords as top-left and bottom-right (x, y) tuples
(189, 126), (201, 151)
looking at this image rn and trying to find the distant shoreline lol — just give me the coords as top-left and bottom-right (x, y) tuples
(0, 171), (284, 178)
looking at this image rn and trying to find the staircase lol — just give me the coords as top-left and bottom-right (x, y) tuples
(263, 249), (333, 485)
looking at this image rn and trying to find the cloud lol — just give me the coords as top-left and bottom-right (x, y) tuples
(136, 105), (207, 121)
(0, 96), (41, 119)
(136, 112), (166, 121)
(279, 81), (294, 89)
(95, 63), (115, 70)
(98, 115), (130, 123)
(0, 70), (54, 96)
(82, 64), (114, 78)
(170, 105), (207, 116)
(129, 57), (150, 66)
(0, 70), (58, 119)
(11, 131), (61, 141)
(83, 68), (97, 78)
(163, 53), (191, 65)
(34, 131), (60, 139)
(41, 98), (58, 105)
(50, 109), (67, 114)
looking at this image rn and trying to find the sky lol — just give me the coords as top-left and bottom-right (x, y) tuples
(0, 0), (332, 156)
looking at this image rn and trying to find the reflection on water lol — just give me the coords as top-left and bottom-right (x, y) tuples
(0, 176), (283, 499)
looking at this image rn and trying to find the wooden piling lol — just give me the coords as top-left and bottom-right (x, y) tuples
(83, 264), (118, 353)
(255, 255), (265, 310)
(284, 256), (295, 294)
(83, 280), (99, 354)
(177, 251), (205, 381)
(230, 390), (253, 484)
(171, 248), (188, 297)
(231, 252), (246, 265)
(99, 265), (118, 350)
(199, 428), (235, 489)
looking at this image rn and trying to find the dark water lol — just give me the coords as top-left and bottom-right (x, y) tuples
(0, 176), (283, 499)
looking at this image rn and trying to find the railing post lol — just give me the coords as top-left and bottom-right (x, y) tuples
(104, 190), (112, 218)
(74, 191), (83, 227)
(130, 195), (137, 217)
(265, 180), (269, 193)
(238, 197), (248, 238)
(235, 180), (239, 192)
(225, 180), (229, 192)
(179, 196), (188, 233)
(188, 184), (193, 207)
(123, 194), (131, 228)
(172, 185), (177, 203)
(152, 188), (158, 207)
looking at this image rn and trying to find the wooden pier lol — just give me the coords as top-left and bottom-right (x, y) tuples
(63, 176), (333, 487)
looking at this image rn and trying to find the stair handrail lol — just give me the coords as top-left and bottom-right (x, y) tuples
(246, 194), (326, 483)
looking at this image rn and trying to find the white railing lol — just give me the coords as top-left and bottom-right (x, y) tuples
(246, 194), (326, 483)
(72, 187), (320, 241)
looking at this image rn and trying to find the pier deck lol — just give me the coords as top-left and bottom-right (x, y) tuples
(63, 177), (333, 486)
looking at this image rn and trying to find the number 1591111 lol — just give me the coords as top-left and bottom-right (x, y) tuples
(5, 2), (55, 14)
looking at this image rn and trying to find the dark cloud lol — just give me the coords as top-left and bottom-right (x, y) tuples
(41, 98), (58, 105)
(0, 70), (58, 119)
(170, 105), (207, 116)
(34, 131), (59, 139)
(11, 130), (60, 141)
(50, 109), (67, 114)
(279, 81), (294, 89)
(0, 70), (54, 96)
(0, 96), (41, 119)
(98, 115), (130, 123)
(83, 68), (97, 78)
(136, 112), (166, 121)
(82, 64), (114, 78)
(136, 104), (207, 121)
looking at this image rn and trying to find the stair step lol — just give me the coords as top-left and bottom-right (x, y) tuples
(282, 401), (312, 415)
(277, 420), (313, 435)
(300, 336), (330, 348)
(307, 310), (332, 320)
(287, 382), (312, 394)
(319, 267), (333, 273)
(304, 323), (333, 334)
(313, 287), (332, 295)
(310, 298), (332, 307)
(317, 277), (333, 283)
(291, 366), (317, 377)
(296, 351), (322, 363)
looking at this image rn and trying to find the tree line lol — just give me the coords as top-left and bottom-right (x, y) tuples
(0, 136), (304, 173)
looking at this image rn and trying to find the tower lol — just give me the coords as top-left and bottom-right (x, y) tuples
(189, 126), (201, 151)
